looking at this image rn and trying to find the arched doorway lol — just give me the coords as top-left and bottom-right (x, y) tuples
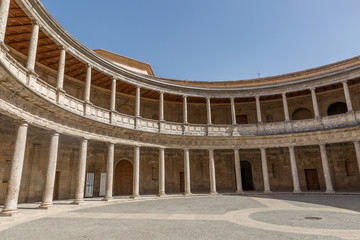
(327, 102), (347, 116)
(114, 160), (133, 195)
(241, 161), (254, 190)
(292, 108), (313, 120)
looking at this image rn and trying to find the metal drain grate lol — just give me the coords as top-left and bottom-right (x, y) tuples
(304, 217), (322, 220)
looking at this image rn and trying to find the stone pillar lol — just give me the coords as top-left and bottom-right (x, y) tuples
(255, 96), (262, 123)
(135, 86), (141, 117)
(159, 92), (164, 121)
(56, 47), (66, 91)
(0, 0), (11, 43)
(1, 121), (28, 216)
(39, 132), (60, 209)
(353, 141), (360, 175)
(72, 139), (88, 204)
(288, 146), (301, 193)
(206, 97), (212, 125)
(26, 21), (40, 74)
(319, 144), (335, 193)
(132, 146), (140, 199)
(208, 149), (217, 194)
(282, 93), (290, 121)
(342, 81), (353, 112)
(158, 147), (166, 197)
(110, 78), (116, 111)
(260, 148), (271, 193)
(310, 88), (320, 118)
(184, 148), (191, 195)
(230, 98), (237, 125)
(234, 149), (243, 194)
(183, 95), (188, 124)
(84, 65), (92, 103)
(103, 143), (114, 201)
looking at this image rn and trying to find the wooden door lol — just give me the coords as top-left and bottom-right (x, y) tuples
(180, 172), (184, 193)
(305, 169), (320, 190)
(114, 160), (133, 195)
(53, 171), (60, 200)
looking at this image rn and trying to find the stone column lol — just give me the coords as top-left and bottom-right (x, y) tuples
(72, 139), (88, 204)
(159, 92), (164, 121)
(310, 88), (320, 118)
(234, 149), (243, 194)
(208, 149), (217, 194)
(158, 147), (166, 197)
(288, 146), (301, 193)
(84, 65), (92, 103)
(260, 148), (271, 193)
(0, 0), (11, 43)
(342, 81), (353, 112)
(132, 146), (140, 199)
(184, 148), (191, 195)
(103, 143), (114, 201)
(1, 121), (28, 216)
(110, 78), (116, 111)
(206, 97), (212, 125)
(319, 144), (335, 193)
(135, 86), (141, 117)
(353, 141), (360, 174)
(282, 93), (290, 121)
(56, 47), (66, 91)
(39, 132), (60, 209)
(26, 21), (40, 74)
(183, 95), (188, 124)
(230, 98), (237, 125)
(255, 96), (262, 123)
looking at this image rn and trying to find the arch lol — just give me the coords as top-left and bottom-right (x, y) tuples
(240, 160), (254, 190)
(327, 102), (347, 116)
(292, 108), (313, 120)
(114, 160), (133, 195)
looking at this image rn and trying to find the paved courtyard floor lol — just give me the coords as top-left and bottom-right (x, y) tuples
(0, 193), (360, 240)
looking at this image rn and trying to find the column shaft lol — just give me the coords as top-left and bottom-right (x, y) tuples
(26, 22), (40, 74)
(256, 96), (262, 123)
(231, 98), (237, 124)
(110, 78), (116, 111)
(288, 146), (301, 193)
(103, 143), (114, 201)
(311, 88), (320, 118)
(184, 148), (191, 195)
(84, 65), (92, 102)
(183, 96), (188, 124)
(206, 98), (212, 125)
(353, 141), (360, 175)
(234, 149), (243, 193)
(72, 139), (88, 204)
(1, 122), (28, 216)
(319, 144), (335, 193)
(342, 81), (353, 112)
(159, 92), (164, 121)
(260, 148), (271, 193)
(208, 149), (217, 194)
(135, 86), (141, 117)
(39, 133), (60, 209)
(158, 148), (165, 196)
(56, 48), (66, 90)
(0, 0), (11, 43)
(282, 93), (290, 121)
(132, 146), (140, 198)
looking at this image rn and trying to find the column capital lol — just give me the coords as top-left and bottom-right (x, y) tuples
(59, 45), (66, 51)
(159, 91), (164, 95)
(159, 146), (166, 150)
(50, 131), (60, 137)
(288, 145), (295, 149)
(182, 95), (188, 99)
(255, 95), (260, 99)
(184, 147), (190, 151)
(14, 119), (29, 126)
(230, 97), (235, 101)
(86, 63), (92, 69)
(112, 77), (117, 81)
(208, 148), (215, 152)
(233, 148), (240, 152)
(319, 143), (326, 147)
(206, 97), (211, 101)
(341, 80), (348, 84)
(282, 92), (287, 97)
(31, 20), (40, 27)
(309, 87), (316, 92)
(136, 85), (141, 89)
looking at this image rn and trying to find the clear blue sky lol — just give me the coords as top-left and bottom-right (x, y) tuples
(41, 0), (360, 81)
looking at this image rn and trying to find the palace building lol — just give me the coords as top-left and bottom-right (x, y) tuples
(0, 0), (360, 216)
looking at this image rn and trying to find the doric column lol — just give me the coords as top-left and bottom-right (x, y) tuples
(103, 143), (114, 201)
(288, 146), (301, 193)
(184, 148), (191, 195)
(255, 96), (262, 123)
(135, 86), (141, 117)
(319, 144), (335, 193)
(26, 21), (40, 74)
(159, 92), (164, 121)
(353, 141), (360, 175)
(158, 147), (166, 197)
(206, 97), (212, 125)
(84, 65), (92, 103)
(1, 121), (28, 216)
(260, 148), (271, 193)
(0, 0), (11, 43)
(132, 146), (140, 199)
(310, 88), (320, 118)
(110, 78), (116, 111)
(282, 93), (290, 121)
(233, 149), (243, 194)
(208, 149), (217, 194)
(72, 139), (88, 204)
(56, 47), (66, 91)
(183, 95), (188, 124)
(230, 97), (237, 125)
(39, 132), (60, 209)
(342, 81), (353, 112)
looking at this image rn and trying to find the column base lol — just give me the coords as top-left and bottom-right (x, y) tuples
(38, 203), (54, 210)
(101, 197), (114, 201)
(0, 209), (19, 217)
(209, 191), (218, 195)
(292, 190), (302, 194)
(157, 193), (166, 197)
(183, 192), (192, 196)
(71, 199), (85, 205)
(235, 190), (244, 194)
(325, 190), (336, 194)
(130, 194), (141, 200)
(263, 190), (272, 194)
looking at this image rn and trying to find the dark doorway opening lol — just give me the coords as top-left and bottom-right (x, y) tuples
(53, 171), (60, 200)
(327, 102), (347, 116)
(114, 160), (133, 195)
(305, 169), (320, 190)
(241, 161), (254, 190)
